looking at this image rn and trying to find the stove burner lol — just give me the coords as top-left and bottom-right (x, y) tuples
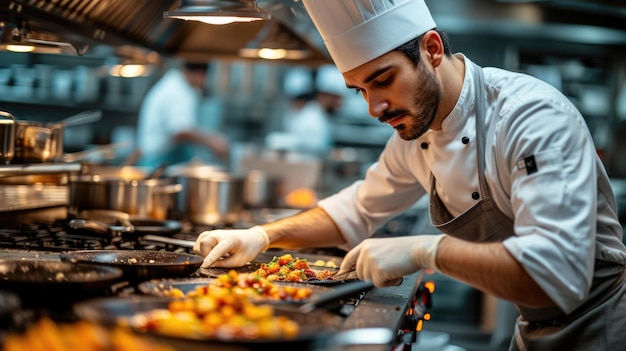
(0, 219), (200, 253)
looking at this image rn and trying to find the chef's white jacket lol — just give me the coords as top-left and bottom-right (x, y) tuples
(266, 100), (333, 156)
(318, 55), (626, 314)
(136, 69), (200, 167)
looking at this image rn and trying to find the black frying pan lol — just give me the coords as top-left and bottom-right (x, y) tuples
(67, 218), (183, 237)
(73, 295), (344, 351)
(68, 209), (183, 238)
(0, 259), (123, 306)
(59, 250), (203, 283)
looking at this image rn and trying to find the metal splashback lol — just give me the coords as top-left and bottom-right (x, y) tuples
(0, 0), (625, 64)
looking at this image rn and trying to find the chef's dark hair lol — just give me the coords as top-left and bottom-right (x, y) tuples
(183, 61), (208, 72)
(395, 29), (452, 67)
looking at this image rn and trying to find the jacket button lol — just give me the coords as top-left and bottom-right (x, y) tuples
(472, 192), (480, 200)
(421, 142), (429, 149)
(461, 136), (470, 144)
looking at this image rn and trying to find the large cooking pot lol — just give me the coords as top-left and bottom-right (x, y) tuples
(0, 111), (15, 165)
(68, 175), (182, 220)
(12, 110), (101, 163)
(80, 164), (150, 180)
(176, 172), (246, 226)
(244, 170), (285, 208)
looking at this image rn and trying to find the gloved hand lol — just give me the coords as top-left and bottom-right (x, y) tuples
(338, 234), (446, 287)
(193, 226), (270, 268)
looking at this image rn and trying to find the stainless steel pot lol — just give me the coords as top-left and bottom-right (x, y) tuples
(13, 110), (101, 164)
(13, 120), (62, 163)
(244, 170), (284, 208)
(0, 111), (15, 165)
(80, 165), (150, 180)
(68, 175), (182, 220)
(177, 172), (246, 226)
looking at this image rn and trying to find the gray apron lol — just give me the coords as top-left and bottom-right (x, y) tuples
(429, 62), (626, 350)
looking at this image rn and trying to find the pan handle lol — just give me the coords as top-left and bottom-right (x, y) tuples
(78, 209), (133, 227)
(300, 280), (375, 313)
(68, 219), (134, 236)
(142, 234), (195, 248)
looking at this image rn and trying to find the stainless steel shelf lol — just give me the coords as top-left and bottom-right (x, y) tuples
(0, 185), (68, 212)
(0, 163), (82, 177)
(0, 163), (78, 212)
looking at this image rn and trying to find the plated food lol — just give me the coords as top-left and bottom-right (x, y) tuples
(1, 317), (175, 351)
(140, 270), (319, 302)
(254, 254), (337, 282)
(198, 253), (356, 285)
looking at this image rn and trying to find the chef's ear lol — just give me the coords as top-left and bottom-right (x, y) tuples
(421, 30), (444, 68)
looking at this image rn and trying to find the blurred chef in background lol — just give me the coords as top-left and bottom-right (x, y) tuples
(136, 60), (229, 169)
(266, 64), (349, 156)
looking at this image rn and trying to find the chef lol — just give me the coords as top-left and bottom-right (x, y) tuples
(193, 0), (626, 349)
(266, 64), (348, 156)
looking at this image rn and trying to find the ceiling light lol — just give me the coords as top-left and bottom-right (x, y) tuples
(164, 0), (270, 25)
(5, 44), (35, 53)
(239, 21), (311, 60)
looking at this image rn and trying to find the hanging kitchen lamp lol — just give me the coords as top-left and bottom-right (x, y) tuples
(164, 0), (270, 25)
(239, 21), (311, 60)
(0, 19), (89, 55)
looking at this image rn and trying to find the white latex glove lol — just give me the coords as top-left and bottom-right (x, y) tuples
(193, 226), (270, 268)
(338, 234), (446, 287)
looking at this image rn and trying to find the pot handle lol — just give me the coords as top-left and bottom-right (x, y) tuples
(152, 184), (183, 195)
(0, 111), (16, 122)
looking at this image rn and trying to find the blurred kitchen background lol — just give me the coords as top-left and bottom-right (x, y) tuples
(1, 0), (625, 350)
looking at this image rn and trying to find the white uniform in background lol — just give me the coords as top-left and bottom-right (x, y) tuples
(281, 100), (333, 155)
(136, 68), (200, 167)
(266, 65), (348, 156)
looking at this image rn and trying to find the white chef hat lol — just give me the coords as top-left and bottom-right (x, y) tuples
(302, 0), (436, 73)
(283, 66), (314, 98)
(315, 64), (350, 97)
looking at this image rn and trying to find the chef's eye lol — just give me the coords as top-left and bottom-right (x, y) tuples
(353, 88), (364, 96)
(374, 77), (392, 87)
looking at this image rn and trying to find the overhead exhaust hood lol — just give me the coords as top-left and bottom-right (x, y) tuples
(0, 0), (330, 64)
(0, 0), (624, 64)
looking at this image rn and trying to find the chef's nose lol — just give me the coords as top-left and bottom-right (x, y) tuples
(366, 93), (389, 119)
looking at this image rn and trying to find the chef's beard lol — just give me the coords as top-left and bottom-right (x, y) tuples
(378, 63), (441, 141)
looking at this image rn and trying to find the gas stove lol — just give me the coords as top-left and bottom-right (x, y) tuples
(0, 214), (433, 351)
(0, 219), (201, 253)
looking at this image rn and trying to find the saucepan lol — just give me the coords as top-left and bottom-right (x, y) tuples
(68, 176), (182, 220)
(176, 171), (246, 226)
(59, 250), (204, 283)
(12, 110), (102, 163)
